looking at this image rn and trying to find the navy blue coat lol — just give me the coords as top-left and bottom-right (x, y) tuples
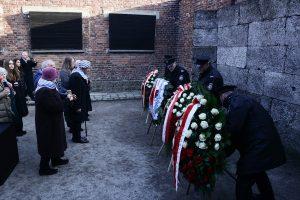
(198, 66), (223, 96)
(225, 93), (286, 175)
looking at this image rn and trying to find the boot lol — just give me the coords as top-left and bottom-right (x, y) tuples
(52, 158), (69, 167)
(72, 137), (89, 143)
(39, 156), (58, 176)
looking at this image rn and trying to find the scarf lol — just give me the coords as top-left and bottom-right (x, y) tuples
(72, 67), (88, 80)
(35, 78), (57, 93)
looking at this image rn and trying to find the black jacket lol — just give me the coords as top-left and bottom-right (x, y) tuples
(68, 72), (90, 122)
(225, 93), (286, 175)
(165, 65), (190, 89)
(20, 58), (37, 95)
(35, 88), (67, 157)
(198, 66), (223, 96)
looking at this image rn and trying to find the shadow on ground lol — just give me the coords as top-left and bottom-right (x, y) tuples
(0, 100), (299, 200)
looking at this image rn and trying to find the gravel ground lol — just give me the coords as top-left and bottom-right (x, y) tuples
(0, 100), (299, 200)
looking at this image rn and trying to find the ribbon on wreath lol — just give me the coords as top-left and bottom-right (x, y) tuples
(141, 70), (158, 109)
(162, 83), (191, 144)
(172, 98), (200, 191)
(149, 78), (169, 120)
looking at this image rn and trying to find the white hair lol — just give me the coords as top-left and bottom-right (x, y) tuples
(41, 60), (55, 69)
(0, 67), (7, 77)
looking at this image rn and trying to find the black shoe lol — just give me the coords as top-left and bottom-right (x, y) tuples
(52, 158), (69, 167)
(72, 137), (89, 143)
(39, 168), (58, 176)
(80, 128), (83, 131)
(16, 130), (26, 137)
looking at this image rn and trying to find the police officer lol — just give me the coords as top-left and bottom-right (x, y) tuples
(164, 55), (190, 89)
(195, 58), (223, 96)
(218, 85), (286, 200)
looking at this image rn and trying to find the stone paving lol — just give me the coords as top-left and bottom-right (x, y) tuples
(0, 100), (299, 200)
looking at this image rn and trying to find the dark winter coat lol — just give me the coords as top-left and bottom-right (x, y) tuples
(20, 58), (37, 96)
(198, 66), (223, 96)
(68, 72), (90, 122)
(35, 87), (67, 157)
(225, 93), (286, 175)
(7, 78), (28, 117)
(164, 65), (190, 89)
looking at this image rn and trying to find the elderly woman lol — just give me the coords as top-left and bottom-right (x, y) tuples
(35, 66), (69, 176)
(68, 60), (92, 143)
(0, 67), (14, 123)
(33, 60), (55, 90)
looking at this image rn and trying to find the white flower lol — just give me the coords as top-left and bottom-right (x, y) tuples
(195, 141), (200, 147)
(187, 96), (192, 100)
(199, 142), (207, 149)
(176, 112), (182, 117)
(211, 108), (219, 115)
(195, 95), (204, 100)
(175, 102), (179, 106)
(199, 134), (206, 141)
(214, 134), (222, 142)
(198, 113), (207, 120)
(200, 121), (209, 129)
(214, 143), (220, 151)
(215, 123), (222, 131)
(185, 129), (193, 138)
(183, 141), (188, 149)
(191, 122), (198, 130)
(189, 92), (195, 97)
(200, 99), (207, 105)
(178, 104), (182, 108)
(180, 98), (185, 103)
(173, 109), (177, 114)
(182, 93), (187, 98)
(182, 107), (187, 112)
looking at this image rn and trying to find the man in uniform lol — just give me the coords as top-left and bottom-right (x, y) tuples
(164, 55), (190, 89)
(195, 57), (223, 96)
(218, 85), (286, 200)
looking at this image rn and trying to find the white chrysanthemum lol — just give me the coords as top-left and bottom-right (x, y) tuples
(214, 143), (220, 151)
(175, 102), (179, 106)
(189, 92), (195, 97)
(180, 98), (185, 103)
(199, 142), (207, 149)
(211, 108), (219, 115)
(185, 129), (193, 138)
(191, 122), (198, 130)
(183, 141), (188, 149)
(173, 109), (177, 114)
(198, 113), (206, 120)
(176, 112), (182, 117)
(199, 134), (206, 141)
(214, 134), (222, 142)
(200, 99), (207, 105)
(215, 123), (222, 131)
(178, 104), (182, 108)
(182, 107), (187, 112)
(195, 141), (200, 147)
(200, 121), (209, 129)
(187, 96), (192, 100)
(182, 93), (187, 98)
(195, 95), (204, 100)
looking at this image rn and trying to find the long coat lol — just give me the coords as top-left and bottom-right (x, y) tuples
(225, 93), (286, 175)
(20, 58), (37, 96)
(35, 87), (67, 157)
(198, 66), (223, 96)
(68, 72), (90, 122)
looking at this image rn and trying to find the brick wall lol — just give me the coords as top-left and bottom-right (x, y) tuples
(0, 0), (178, 91)
(192, 0), (300, 152)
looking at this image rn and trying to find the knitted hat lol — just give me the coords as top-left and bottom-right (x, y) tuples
(42, 67), (58, 81)
(78, 60), (91, 68)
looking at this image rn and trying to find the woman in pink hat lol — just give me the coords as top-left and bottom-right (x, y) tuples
(35, 65), (69, 176)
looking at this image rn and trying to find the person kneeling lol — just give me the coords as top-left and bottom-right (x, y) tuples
(35, 66), (68, 176)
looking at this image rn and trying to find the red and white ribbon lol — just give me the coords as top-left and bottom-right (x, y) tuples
(162, 83), (191, 144)
(172, 98), (200, 191)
